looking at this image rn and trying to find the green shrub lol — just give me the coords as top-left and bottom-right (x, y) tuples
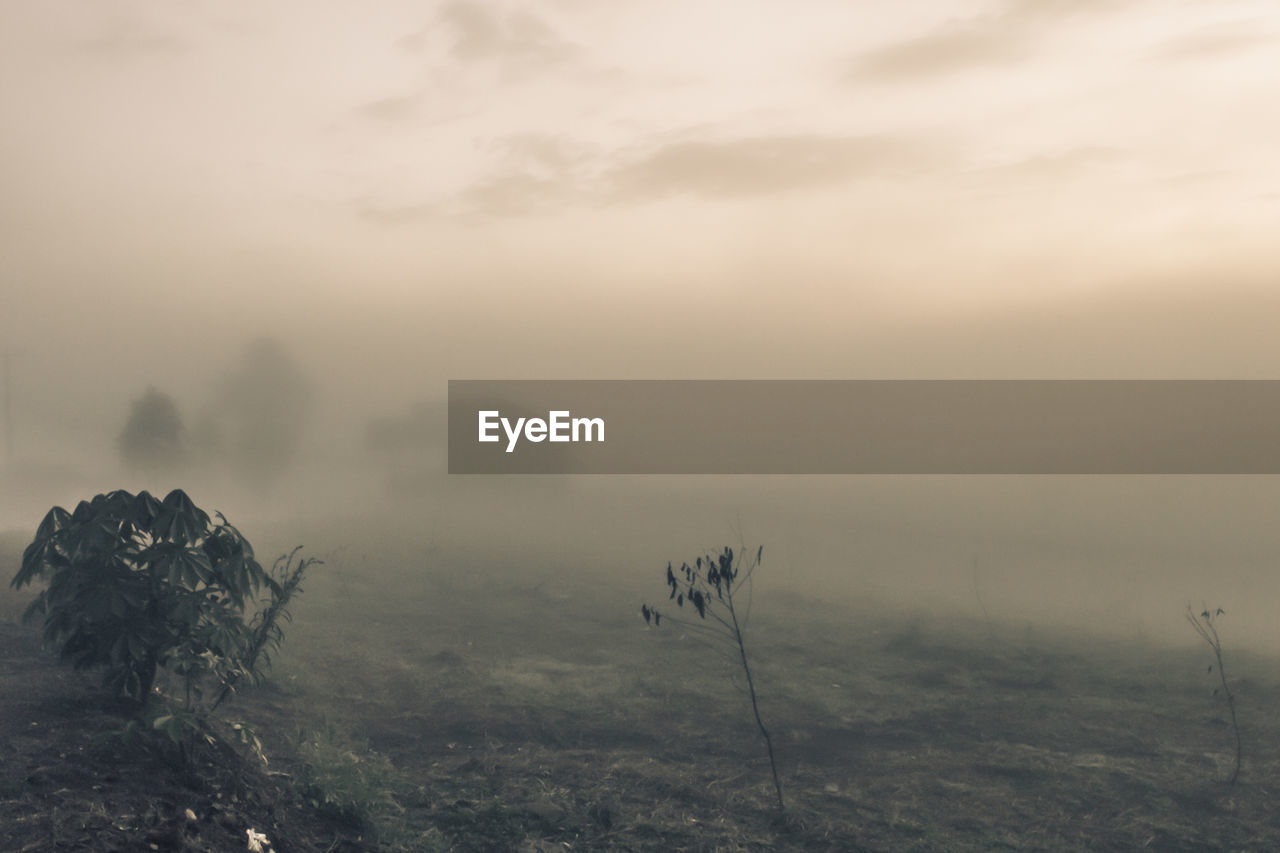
(10, 488), (312, 716)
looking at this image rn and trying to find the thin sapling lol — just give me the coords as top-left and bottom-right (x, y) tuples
(642, 545), (784, 814)
(1185, 604), (1241, 785)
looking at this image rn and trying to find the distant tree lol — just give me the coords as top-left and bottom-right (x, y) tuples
(365, 400), (445, 454)
(185, 412), (225, 470)
(366, 396), (576, 494)
(212, 338), (312, 492)
(118, 387), (186, 474)
(365, 400), (446, 493)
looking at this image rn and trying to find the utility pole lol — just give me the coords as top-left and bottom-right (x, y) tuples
(2, 347), (20, 464)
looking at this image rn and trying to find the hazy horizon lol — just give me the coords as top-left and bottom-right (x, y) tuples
(3, 1), (1280, 654)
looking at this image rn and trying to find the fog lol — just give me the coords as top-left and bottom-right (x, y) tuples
(3, 0), (1280, 657)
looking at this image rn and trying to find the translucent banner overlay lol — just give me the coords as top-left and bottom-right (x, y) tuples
(448, 380), (1280, 474)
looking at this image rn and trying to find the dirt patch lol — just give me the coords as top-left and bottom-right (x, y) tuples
(0, 624), (381, 853)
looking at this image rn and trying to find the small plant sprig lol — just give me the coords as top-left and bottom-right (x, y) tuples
(211, 545), (317, 713)
(294, 718), (404, 832)
(642, 545), (784, 815)
(1185, 604), (1241, 785)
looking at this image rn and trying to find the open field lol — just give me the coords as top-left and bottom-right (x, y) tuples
(3, 511), (1280, 852)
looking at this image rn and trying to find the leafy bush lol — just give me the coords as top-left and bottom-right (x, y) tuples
(10, 488), (311, 713)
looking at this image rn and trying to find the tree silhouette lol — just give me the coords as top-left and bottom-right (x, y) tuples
(212, 338), (312, 492)
(118, 387), (186, 474)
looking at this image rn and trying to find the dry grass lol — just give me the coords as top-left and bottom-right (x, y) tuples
(4, 517), (1280, 850)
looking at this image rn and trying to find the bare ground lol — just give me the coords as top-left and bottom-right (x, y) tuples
(3, 521), (1280, 852)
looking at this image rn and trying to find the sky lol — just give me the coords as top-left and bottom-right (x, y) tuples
(3, 1), (1277, 378)
(1, 0), (1280, 645)
(0, 0), (1274, 463)
(2, 0), (1278, 435)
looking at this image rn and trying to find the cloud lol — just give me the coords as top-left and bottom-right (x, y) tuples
(491, 133), (586, 174)
(452, 134), (591, 216)
(360, 134), (589, 223)
(847, 0), (1129, 83)
(1152, 23), (1273, 62)
(949, 146), (1130, 202)
(357, 93), (423, 122)
(77, 17), (185, 59)
(979, 146), (1124, 181)
(453, 172), (574, 217)
(399, 2), (578, 74)
(360, 173), (574, 223)
(1001, 0), (1129, 26)
(359, 131), (938, 224)
(441, 2), (506, 61)
(604, 134), (934, 201)
(359, 202), (437, 226)
(851, 26), (1026, 82)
